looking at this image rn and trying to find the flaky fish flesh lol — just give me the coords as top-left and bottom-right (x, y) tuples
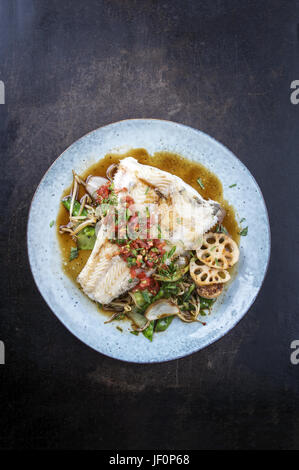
(78, 157), (224, 304)
(114, 157), (224, 249)
(77, 224), (137, 304)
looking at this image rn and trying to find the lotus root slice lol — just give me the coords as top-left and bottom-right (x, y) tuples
(190, 259), (230, 286)
(196, 232), (239, 269)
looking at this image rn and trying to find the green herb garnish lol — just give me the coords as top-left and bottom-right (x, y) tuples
(161, 252), (168, 264)
(167, 246), (176, 258)
(197, 177), (205, 189)
(216, 224), (228, 234)
(70, 246), (78, 261)
(239, 226), (248, 236)
(127, 257), (137, 267)
(49, 220), (54, 228)
(229, 183), (237, 188)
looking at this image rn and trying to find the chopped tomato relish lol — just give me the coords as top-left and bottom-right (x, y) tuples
(96, 182), (111, 202)
(103, 191), (165, 295)
(114, 237), (166, 294)
(123, 195), (134, 208)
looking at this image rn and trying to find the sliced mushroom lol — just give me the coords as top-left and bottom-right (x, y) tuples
(177, 309), (199, 323)
(197, 283), (224, 299)
(145, 299), (180, 321)
(104, 310), (123, 323)
(196, 232), (239, 269)
(190, 259), (230, 286)
(106, 163), (119, 181)
(86, 176), (109, 200)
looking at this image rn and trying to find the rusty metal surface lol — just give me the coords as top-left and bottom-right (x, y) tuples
(1, 0), (299, 449)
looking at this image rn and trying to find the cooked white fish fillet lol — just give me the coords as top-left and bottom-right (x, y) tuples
(78, 157), (224, 304)
(77, 224), (136, 304)
(114, 157), (224, 250)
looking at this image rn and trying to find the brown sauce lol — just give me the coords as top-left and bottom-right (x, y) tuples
(57, 148), (240, 284)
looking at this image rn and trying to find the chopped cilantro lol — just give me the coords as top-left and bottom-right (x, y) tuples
(162, 252), (168, 263)
(70, 247), (78, 261)
(197, 177), (205, 189)
(127, 257), (137, 267)
(216, 224), (228, 234)
(167, 246), (176, 258)
(239, 226), (248, 236)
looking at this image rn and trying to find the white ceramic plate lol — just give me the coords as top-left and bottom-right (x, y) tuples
(27, 119), (270, 363)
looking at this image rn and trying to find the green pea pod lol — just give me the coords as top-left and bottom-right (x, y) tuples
(155, 316), (174, 332)
(62, 197), (96, 250)
(142, 321), (154, 342)
(62, 197), (88, 217)
(199, 296), (215, 309)
(132, 291), (146, 308)
(152, 289), (165, 302)
(182, 284), (195, 302)
(77, 226), (96, 250)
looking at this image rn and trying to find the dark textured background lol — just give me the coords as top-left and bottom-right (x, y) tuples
(1, 0), (299, 450)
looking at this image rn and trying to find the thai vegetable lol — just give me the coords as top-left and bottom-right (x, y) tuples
(155, 316), (174, 332)
(59, 157), (240, 341)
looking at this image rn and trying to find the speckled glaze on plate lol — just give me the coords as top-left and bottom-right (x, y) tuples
(27, 119), (270, 363)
